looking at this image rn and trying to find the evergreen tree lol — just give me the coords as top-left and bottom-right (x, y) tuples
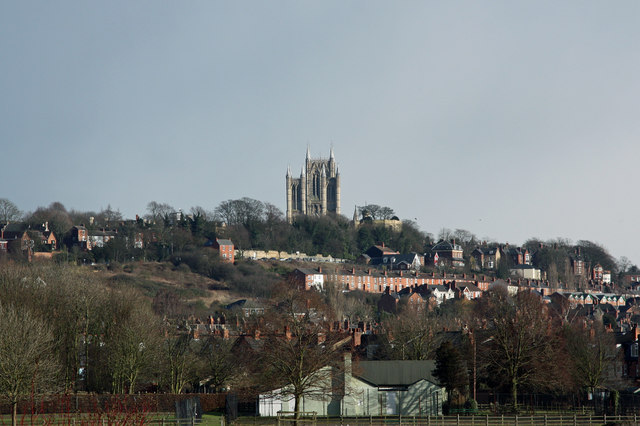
(433, 341), (468, 404)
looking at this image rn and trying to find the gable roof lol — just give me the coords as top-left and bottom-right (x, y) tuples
(432, 240), (462, 252)
(357, 360), (439, 387)
(369, 253), (420, 267)
(365, 244), (399, 258)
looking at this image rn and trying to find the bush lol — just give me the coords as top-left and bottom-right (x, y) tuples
(174, 263), (191, 273)
(107, 262), (122, 272)
(465, 398), (478, 410)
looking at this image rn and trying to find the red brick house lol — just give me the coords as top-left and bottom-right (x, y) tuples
(0, 223), (33, 260)
(72, 225), (89, 250)
(430, 240), (465, 268)
(211, 238), (235, 263)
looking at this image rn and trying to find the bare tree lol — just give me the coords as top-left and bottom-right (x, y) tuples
(0, 198), (22, 223)
(163, 334), (199, 394)
(254, 287), (347, 421)
(357, 204), (395, 220)
(0, 304), (60, 426)
(438, 228), (453, 241)
(565, 322), (620, 394)
(25, 202), (73, 244)
(476, 289), (560, 410)
(214, 198), (265, 227)
(381, 306), (441, 360)
(199, 335), (237, 392)
(104, 293), (162, 394)
(99, 204), (123, 224)
(146, 201), (175, 223)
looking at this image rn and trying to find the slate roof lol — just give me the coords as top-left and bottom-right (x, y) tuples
(3, 223), (27, 233)
(431, 241), (462, 251)
(369, 253), (420, 267)
(357, 360), (439, 387)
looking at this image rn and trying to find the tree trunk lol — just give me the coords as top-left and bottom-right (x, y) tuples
(511, 379), (518, 411)
(12, 400), (17, 426)
(294, 395), (301, 426)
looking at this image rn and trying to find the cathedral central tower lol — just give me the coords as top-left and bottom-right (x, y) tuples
(286, 147), (341, 223)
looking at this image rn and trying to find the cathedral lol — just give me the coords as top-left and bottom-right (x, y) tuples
(286, 147), (341, 223)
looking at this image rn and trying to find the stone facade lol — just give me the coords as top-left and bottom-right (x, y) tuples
(286, 147), (341, 223)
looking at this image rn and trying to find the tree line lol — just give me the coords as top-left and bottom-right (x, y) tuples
(2, 198), (638, 287)
(0, 261), (627, 420)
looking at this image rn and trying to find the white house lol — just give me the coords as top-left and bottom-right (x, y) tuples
(258, 355), (444, 417)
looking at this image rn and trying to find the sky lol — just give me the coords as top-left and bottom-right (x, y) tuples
(2, 2), (639, 264)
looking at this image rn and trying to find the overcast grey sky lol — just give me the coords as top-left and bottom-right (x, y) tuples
(2, 2), (639, 264)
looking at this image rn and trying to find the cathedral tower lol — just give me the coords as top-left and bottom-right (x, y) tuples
(286, 147), (341, 223)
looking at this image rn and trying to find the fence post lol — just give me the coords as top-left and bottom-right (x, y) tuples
(457, 414), (460, 426)
(486, 414), (489, 426)
(544, 414), (547, 426)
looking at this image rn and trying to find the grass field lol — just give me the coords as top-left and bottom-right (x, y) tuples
(0, 412), (224, 425)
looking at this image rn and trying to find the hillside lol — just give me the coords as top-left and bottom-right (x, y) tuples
(89, 259), (296, 317)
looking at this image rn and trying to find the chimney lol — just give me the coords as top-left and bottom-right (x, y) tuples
(352, 328), (362, 347)
(399, 271), (403, 277)
(344, 353), (352, 380)
(318, 267), (322, 273)
(285, 326), (292, 340)
(352, 267), (355, 274)
(254, 329), (260, 340)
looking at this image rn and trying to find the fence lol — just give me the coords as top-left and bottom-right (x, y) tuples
(233, 413), (640, 425)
